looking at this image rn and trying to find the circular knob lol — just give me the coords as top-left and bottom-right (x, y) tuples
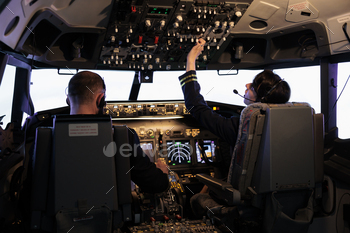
(160, 20), (166, 27)
(235, 11), (242, 17)
(145, 19), (151, 27)
(173, 22), (179, 28)
(148, 64), (153, 70)
(176, 15), (183, 22)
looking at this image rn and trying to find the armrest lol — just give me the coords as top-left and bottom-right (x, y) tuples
(196, 174), (241, 206)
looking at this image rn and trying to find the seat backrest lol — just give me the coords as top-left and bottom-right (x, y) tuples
(227, 102), (324, 197)
(30, 115), (131, 232)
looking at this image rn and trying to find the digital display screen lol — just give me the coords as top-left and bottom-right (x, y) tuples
(196, 140), (216, 163)
(140, 141), (155, 162)
(167, 140), (191, 165)
(148, 7), (170, 14)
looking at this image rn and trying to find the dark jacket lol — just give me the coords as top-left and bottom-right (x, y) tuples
(179, 70), (239, 147)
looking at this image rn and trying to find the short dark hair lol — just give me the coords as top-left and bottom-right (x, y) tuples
(68, 71), (105, 105)
(252, 70), (290, 103)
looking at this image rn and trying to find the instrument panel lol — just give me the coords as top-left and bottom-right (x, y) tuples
(108, 100), (241, 173)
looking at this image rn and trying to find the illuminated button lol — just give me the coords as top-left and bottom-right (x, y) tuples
(213, 106), (217, 110)
(131, 6), (136, 12)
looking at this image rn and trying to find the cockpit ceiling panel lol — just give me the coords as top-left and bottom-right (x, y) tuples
(0, 0), (350, 70)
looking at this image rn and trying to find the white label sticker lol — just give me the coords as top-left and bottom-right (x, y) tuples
(69, 124), (98, 137)
(337, 16), (350, 23)
(289, 2), (308, 11)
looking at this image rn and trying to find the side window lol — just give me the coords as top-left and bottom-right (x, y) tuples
(337, 62), (350, 139)
(0, 65), (16, 128)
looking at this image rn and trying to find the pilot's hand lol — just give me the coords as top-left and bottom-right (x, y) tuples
(186, 38), (205, 72)
(156, 158), (169, 174)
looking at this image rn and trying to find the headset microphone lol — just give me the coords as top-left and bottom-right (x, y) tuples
(233, 89), (256, 102)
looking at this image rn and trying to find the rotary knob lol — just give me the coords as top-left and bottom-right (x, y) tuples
(176, 15), (183, 22)
(173, 22), (179, 28)
(145, 19), (151, 27)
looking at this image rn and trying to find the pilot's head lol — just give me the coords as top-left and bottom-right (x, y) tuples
(244, 70), (291, 105)
(67, 71), (106, 115)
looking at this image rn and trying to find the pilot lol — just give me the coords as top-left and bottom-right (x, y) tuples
(179, 38), (291, 217)
(67, 71), (169, 193)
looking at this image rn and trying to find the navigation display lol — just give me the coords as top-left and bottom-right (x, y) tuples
(166, 140), (191, 165)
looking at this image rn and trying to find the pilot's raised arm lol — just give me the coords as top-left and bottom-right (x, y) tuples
(178, 38), (240, 146)
(179, 39), (291, 146)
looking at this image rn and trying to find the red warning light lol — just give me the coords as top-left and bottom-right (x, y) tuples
(131, 6), (136, 13)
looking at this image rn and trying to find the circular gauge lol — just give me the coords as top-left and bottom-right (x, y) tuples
(167, 141), (191, 165)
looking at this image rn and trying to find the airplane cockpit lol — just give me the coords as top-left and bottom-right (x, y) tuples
(1, 0), (350, 232)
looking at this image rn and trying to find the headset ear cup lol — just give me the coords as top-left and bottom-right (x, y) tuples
(97, 94), (106, 110)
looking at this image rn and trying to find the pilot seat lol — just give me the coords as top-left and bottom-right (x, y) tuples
(194, 102), (324, 233)
(29, 115), (132, 232)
